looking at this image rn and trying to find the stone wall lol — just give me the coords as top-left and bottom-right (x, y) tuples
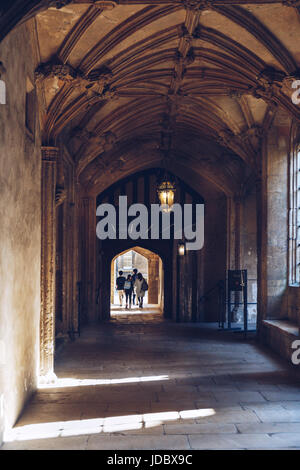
(0, 23), (41, 444)
(287, 287), (300, 325)
(266, 124), (289, 319)
(241, 188), (258, 323)
(203, 195), (227, 322)
(258, 116), (290, 324)
(171, 193), (227, 323)
(261, 320), (299, 364)
(257, 114), (300, 362)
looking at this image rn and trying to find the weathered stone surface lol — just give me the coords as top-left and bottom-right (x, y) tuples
(0, 23), (41, 443)
(1, 0), (300, 452)
(3, 315), (300, 449)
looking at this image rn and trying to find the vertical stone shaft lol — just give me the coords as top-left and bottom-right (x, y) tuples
(148, 256), (159, 304)
(40, 146), (58, 379)
(80, 196), (96, 323)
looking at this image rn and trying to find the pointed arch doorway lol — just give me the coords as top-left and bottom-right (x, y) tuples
(111, 247), (164, 315)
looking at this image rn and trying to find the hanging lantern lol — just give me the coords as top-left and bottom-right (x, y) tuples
(157, 176), (176, 212)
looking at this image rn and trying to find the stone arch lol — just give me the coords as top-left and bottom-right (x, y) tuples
(96, 238), (172, 322)
(111, 246), (164, 310)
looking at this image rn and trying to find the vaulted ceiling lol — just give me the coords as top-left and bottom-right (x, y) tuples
(10, 1), (300, 195)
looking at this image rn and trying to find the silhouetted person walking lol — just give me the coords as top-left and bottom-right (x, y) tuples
(116, 270), (126, 306)
(132, 268), (138, 305)
(135, 272), (148, 308)
(124, 274), (134, 309)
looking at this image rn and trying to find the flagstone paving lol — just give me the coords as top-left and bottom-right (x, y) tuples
(2, 310), (300, 450)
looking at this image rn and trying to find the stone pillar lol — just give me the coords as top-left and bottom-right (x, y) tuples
(227, 197), (236, 271)
(233, 195), (242, 321)
(227, 195), (242, 321)
(256, 135), (269, 337)
(265, 125), (289, 320)
(40, 146), (58, 382)
(80, 196), (96, 323)
(148, 256), (159, 304)
(256, 120), (290, 335)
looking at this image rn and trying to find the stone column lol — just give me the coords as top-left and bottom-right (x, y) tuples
(226, 195), (242, 322)
(256, 138), (268, 338)
(265, 126), (289, 320)
(233, 195), (242, 321)
(40, 146), (58, 382)
(148, 256), (159, 304)
(226, 197), (236, 272)
(80, 196), (96, 323)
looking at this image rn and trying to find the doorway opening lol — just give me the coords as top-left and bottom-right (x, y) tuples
(110, 247), (164, 316)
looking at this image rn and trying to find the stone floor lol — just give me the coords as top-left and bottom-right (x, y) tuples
(2, 310), (300, 450)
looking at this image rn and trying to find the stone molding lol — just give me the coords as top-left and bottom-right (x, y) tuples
(36, 61), (115, 100)
(40, 146), (58, 378)
(248, 67), (300, 104)
(181, 0), (213, 11)
(41, 146), (59, 162)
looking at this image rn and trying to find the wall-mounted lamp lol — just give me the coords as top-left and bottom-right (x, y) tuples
(178, 241), (186, 256)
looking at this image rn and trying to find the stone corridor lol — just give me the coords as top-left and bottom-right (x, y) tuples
(3, 313), (300, 450)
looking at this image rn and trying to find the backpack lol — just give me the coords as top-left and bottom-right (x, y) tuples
(124, 280), (132, 290)
(141, 279), (148, 291)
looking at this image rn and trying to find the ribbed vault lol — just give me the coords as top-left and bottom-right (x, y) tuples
(16, 0), (300, 194)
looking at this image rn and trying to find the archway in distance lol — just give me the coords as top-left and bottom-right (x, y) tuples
(110, 247), (164, 314)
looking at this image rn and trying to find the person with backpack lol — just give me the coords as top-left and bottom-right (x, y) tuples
(124, 274), (134, 310)
(116, 270), (126, 307)
(134, 272), (148, 308)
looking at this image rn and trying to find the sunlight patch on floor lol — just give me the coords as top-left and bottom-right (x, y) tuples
(38, 375), (169, 389)
(4, 409), (216, 442)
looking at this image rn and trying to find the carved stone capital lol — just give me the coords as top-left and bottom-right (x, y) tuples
(217, 129), (236, 147)
(239, 125), (263, 142)
(256, 67), (285, 88)
(35, 62), (77, 83)
(102, 130), (117, 151)
(181, 0), (213, 11)
(80, 71), (116, 101)
(41, 146), (59, 162)
(281, 69), (300, 95)
(228, 89), (242, 100)
(249, 67), (289, 102)
(35, 62), (115, 101)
